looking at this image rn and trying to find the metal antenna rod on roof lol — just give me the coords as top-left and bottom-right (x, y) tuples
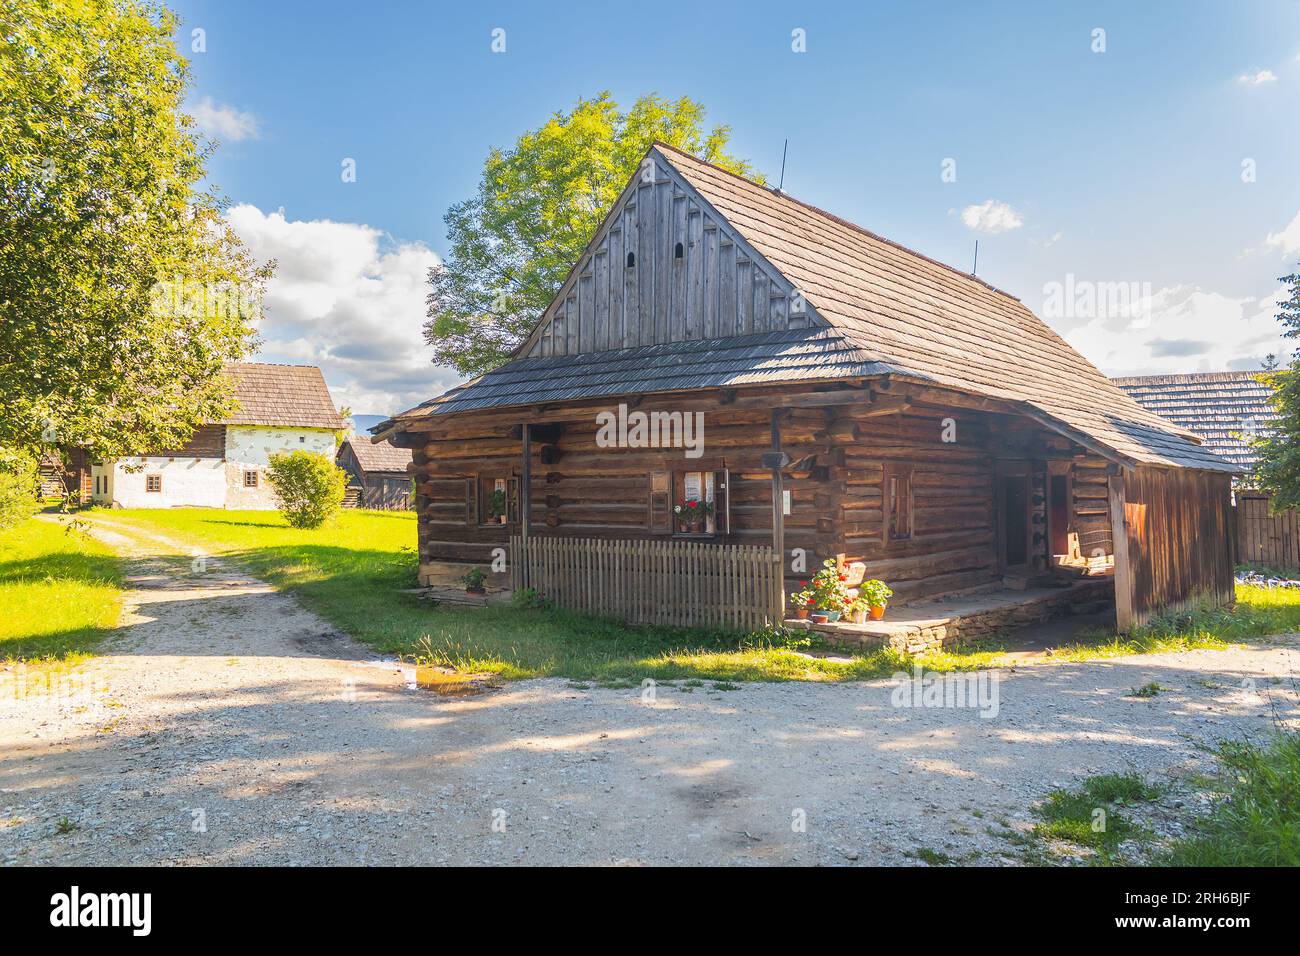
(778, 139), (788, 192)
(972, 240), (979, 275)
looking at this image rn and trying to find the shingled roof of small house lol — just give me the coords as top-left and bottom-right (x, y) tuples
(221, 363), (346, 430)
(379, 144), (1236, 474)
(1113, 371), (1277, 474)
(341, 434), (412, 474)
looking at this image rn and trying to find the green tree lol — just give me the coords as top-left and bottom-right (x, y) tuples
(266, 450), (348, 529)
(424, 92), (760, 376)
(0, 0), (267, 464)
(1253, 268), (1300, 510)
(0, 446), (39, 530)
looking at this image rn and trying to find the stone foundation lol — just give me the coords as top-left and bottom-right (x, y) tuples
(786, 578), (1115, 654)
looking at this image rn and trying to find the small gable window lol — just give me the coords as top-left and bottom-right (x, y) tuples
(626, 251), (636, 268)
(244, 470), (259, 488)
(674, 242), (684, 260)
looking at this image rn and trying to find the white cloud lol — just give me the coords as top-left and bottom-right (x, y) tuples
(1236, 69), (1278, 86)
(190, 96), (261, 142)
(1265, 209), (1300, 257)
(959, 199), (1023, 235)
(1062, 284), (1290, 377)
(225, 204), (457, 416)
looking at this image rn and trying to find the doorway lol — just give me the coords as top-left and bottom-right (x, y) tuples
(998, 473), (1031, 570)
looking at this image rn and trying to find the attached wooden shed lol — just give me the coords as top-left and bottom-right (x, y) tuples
(378, 143), (1237, 632)
(1117, 371), (1286, 572)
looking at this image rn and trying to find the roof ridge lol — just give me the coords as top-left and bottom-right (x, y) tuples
(649, 140), (1023, 304)
(1112, 371), (1271, 385)
(229, 361), (324, 370)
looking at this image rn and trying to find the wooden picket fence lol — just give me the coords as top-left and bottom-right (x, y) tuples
(509, 535), (783, 631)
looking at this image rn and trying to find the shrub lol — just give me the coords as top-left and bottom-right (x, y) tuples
(265, 450), (347, 529)
(0, 446), (40, 531)
(511, 586), (551, 610)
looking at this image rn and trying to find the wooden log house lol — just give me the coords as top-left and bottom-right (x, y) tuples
(375, 143), (1238, 630)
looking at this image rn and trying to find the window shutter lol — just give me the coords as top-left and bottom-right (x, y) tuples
(715, 468), (730, 535)
(465, 477), (477, 526)
(507, 477), (520, 523)
(648, 470), (671, 533)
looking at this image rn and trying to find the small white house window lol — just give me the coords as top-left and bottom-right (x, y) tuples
(244, 470), (259, 488)
(299, 436), (305, 443)
(145, 474), (162, 493)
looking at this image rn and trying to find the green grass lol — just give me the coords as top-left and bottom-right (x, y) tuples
(1043, 584), (1300, 662)
(91, 509), (1300, 683)
(1163, 732), (1300, 866)
(0, 518), (124, 664)
(97, 508), (1002, 683)
(1033, 773), (1163, 859)
(910, 847), (955, 866)
(1128, 682), (1165, 698)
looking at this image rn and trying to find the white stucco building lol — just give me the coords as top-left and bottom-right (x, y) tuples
(91, 363), (346, 509)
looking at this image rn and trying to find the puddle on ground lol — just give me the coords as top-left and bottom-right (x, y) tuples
(411, 665), (499, 697)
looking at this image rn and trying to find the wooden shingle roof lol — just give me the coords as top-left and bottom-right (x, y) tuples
(341, 434), (412, 474)
(1113, 371), (1276, 473)
(383, 144), (1236, 474)
(221, 363), (346, 430)
(407, 328), (892, 416)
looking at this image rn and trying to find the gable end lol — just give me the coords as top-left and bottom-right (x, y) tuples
(522, 148), (826, 358)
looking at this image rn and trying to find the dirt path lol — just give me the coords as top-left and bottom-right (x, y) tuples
(2, 515), (1298, 866)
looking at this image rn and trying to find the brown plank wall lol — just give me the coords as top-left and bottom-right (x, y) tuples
(1111, 465), (1235, 628)
(524, 157), (813, 358)
(1236, 492), (1300, 572)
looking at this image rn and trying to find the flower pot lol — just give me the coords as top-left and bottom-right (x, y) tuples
(794, 608), (810, 620)
(849, 607), (867, 624)
(869, 605), (886, 621)
(498, 515), (508, 525)
(810, 613), (829, 624)
(688, 520), (702, 534)
(822, 609), (841, 623)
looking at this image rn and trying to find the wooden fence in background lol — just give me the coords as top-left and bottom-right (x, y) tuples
(1236, 492), (1300, 573)
(509, 535), (783, 631)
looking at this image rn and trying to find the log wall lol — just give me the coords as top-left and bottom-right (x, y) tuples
(406, 389), (1117, 604)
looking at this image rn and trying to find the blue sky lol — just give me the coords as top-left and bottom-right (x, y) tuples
(172, 0), (1300, 415)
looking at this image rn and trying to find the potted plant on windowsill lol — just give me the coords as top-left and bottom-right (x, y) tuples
(860, 579), (893, 621)
(673, 498), (713, 534)
(462, 567), (488, 595)
(488, 489), (508, 525)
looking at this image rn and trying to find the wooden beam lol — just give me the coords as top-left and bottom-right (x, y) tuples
(520, 423), (531, 587)
(770, 408), (785, 572)
(1109, 470), (1134, 631)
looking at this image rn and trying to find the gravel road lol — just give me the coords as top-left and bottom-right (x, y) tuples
(2, 515), (1297, 866)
